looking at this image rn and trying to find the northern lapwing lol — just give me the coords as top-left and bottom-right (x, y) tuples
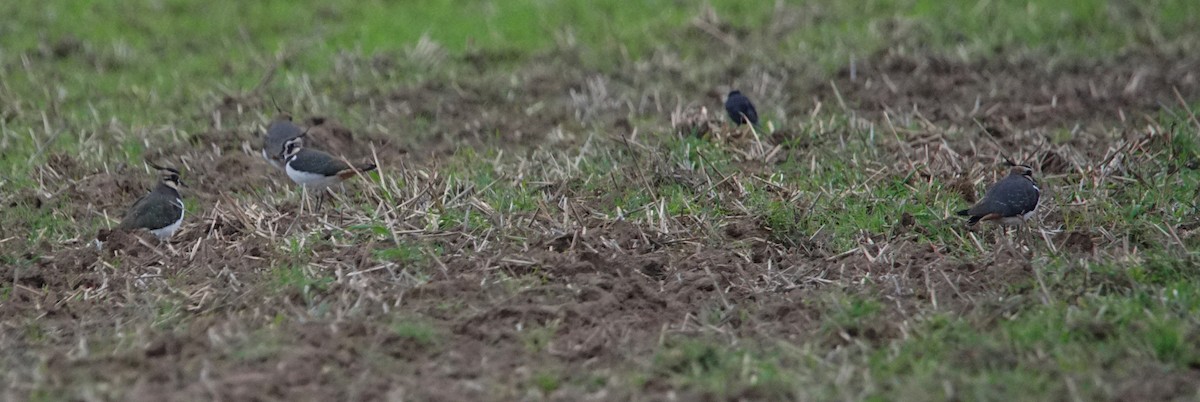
(282, 136), (376, 209)
(262, 114), (305, 169)
(957, 161), (1040, 229)
(724, 90), (759, 128)
(118, 163), (186, 241)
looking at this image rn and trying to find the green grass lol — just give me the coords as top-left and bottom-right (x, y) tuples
(531, 370), (563, 394)
(147, 297), (187, 330)
(271, 264), (334, 307)
(859, 252), (1200, 399)
(230, 329), (283, 362)
(374, 242), (429, 266)
(390, 317), (442, 347)
(650, 338), (794, 399)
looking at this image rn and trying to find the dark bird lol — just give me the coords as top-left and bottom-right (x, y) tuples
(119, 164), (186, 240)
(956, 162), (1040, 227)
(262, 114), (305, 169)
(282, 136), (377, 191)
(724, 90), (759, 127)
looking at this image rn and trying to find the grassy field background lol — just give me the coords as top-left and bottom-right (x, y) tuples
(3, 0), (1200, 400)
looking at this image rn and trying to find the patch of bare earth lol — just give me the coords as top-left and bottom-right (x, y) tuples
(823, 49), (1200, 129)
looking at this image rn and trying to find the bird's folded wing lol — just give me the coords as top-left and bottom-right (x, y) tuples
(290, 149), (351, 176)
(121, 197), (182, 230)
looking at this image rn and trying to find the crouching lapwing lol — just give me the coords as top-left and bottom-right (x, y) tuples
(282, 136), (376, 210)
(724, 90), (759, 128)
(262, 114), (305, 169)
(118, 163), (187, 241)
(957, 160), (1040, 231)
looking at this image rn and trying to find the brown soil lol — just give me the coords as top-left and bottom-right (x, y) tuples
(823, 49), (1200, 129)
(2, 204), (1046, 400)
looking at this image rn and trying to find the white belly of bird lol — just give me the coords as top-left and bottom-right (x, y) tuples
(286, 164), (340, 190)
(1023, 209), (1036, 220)
(150, 200), (184, 240)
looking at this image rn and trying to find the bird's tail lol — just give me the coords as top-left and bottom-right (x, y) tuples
(355, 162), (378, 173)
(956, 209), (983, 226)
(336, 163), (378, 179)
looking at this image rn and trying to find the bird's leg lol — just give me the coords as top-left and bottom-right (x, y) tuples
(1010, 225), (1022, 249)
(1015, 223), (1024, 249)
(316, 190), (327, 213)
(300, 186), (311, 215)
(320, 187), (340, 214)
(155, 236), (175, 254)
(998, 225), (1012, 248)
(1022, 223), (1036, 253)
(1000, 225), (1024, 254)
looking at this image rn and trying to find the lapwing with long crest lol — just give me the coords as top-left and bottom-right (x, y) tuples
(118, 163), (187, 240)
(282, 135), (376, 209)
(957, 159), (1040, 229)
